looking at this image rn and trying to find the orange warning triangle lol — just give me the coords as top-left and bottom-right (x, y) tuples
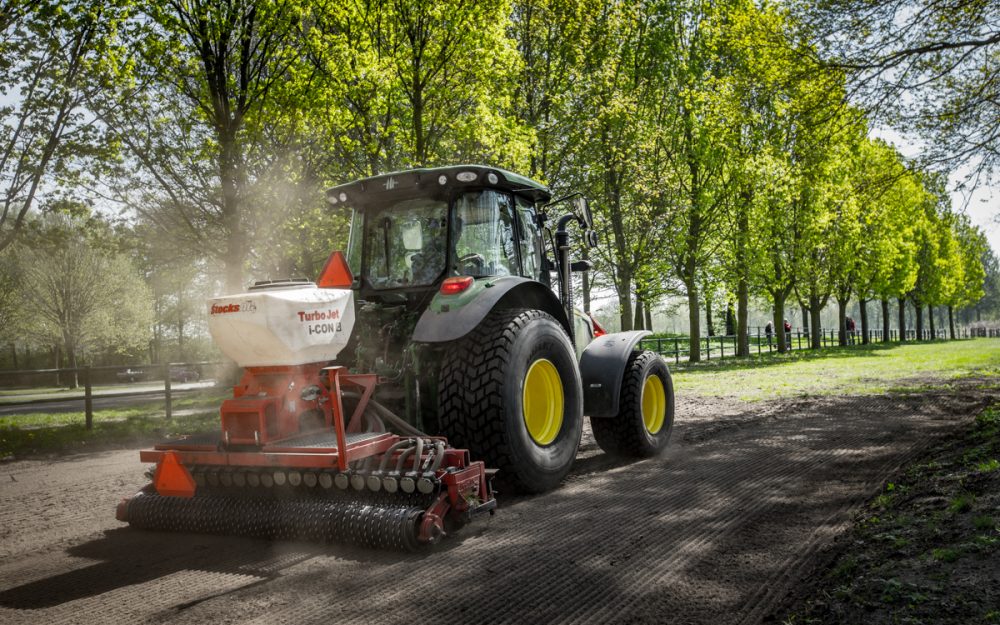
(317, 250), (354, 288)
(153, 451), (196, 498)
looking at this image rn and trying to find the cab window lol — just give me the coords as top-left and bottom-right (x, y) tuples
(452, 190), (518, 277)
(515, 195), (542, 281)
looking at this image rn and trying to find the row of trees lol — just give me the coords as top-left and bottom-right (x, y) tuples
(0, 0), (996, 368)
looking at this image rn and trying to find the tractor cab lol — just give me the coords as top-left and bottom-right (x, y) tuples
(327, 165), (552, 297)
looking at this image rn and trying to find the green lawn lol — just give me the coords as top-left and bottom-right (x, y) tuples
(0, 384), (137, 399)
(0, 389), (228, 459)
(673, 339), (1000, 401)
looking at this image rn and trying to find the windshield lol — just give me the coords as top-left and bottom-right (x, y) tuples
(362, 198), (448, 289)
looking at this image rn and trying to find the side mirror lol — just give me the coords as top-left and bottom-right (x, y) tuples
(573, 196), (592, 229)
(586, 230), (599, 248)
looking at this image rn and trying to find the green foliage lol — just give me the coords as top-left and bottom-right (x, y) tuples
(948, 493), (975, 514)
(10, 213), (154, 366)
(0, 0), (132, 253)
(1, 0), (994, 363)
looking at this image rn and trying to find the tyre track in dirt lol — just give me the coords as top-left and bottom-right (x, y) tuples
(0, 386), (991, 625)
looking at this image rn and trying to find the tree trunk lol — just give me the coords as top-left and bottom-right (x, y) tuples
(634, 298), (645, 331)
(725, 301), (735, 336)
(915, 302), (924, 340)
(737, 281), (749, 357)
(705, 298), (715, 337)
(178, 311), (185, 362)
(809, 295), (822, 350)
(644, 304), (653, 333)
(687, 284), (701, 362)
(859, 298), (869, 344)
(219, 129), (246, 293)
(773, 295), (787, 354)
(948, 305), (956, 340)
(881, 298), (891, 343)
(898, 297), (907, 341)
(65, 341), (79, 389)
(617, 277), (633, 332)
(801, 303), (810, 336)
(413, 81), (426, 165)
(928, 304), (935, 338)
(836, 297), (848, 346)
(53, 345), (61, 387)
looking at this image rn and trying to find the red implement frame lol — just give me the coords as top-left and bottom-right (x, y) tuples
(131, 365), (495, 545)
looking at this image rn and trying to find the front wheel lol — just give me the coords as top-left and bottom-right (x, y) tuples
(591, 350), (674, 458)
(438, 309), (583, 494)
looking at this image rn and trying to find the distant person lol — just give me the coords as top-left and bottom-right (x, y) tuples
(846, 316), (856, 344)
(765, 321), (773, 347)
(783, 319), (792, 348)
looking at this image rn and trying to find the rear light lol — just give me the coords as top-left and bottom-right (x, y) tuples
(317, 250), (354, 288)
(589, 314), (607, 338)
(440, 276), (474, 295)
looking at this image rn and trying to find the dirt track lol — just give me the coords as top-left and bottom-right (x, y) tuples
(0, 384), (991, 625)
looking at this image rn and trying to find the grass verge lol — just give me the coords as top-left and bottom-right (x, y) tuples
(0, 389), (228, 459)
(778, 403), (1000, 624)
(672, 339), (1000, 400)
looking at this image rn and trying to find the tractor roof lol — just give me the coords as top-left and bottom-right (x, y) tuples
(325, 165), (551, 207)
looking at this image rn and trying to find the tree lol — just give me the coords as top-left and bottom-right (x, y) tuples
(969, 247), (1000, 322)
(804, 0), (1000, 196)
(866, 164), (924, 343)
(13, 214), (154, 386)
(944, 214), (988, 336)
(0, 0), (129, 253)
(0, 251), (26, 366)
(109, 0), (306, 292)
(571, 0), (677, 333)
(306, 0), (529, 177)
(511, 0), (598, 184)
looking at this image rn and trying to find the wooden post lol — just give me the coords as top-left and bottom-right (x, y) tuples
(84, 367), (93, 430)
(164, 363), (172, 419)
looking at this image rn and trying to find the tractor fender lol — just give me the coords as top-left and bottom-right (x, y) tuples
(580, 330), (652, 418)
(412, 276), (571, 343)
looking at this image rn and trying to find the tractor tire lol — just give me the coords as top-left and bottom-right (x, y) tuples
(591, 350), (674, 458)
(438, 308), (583, 494)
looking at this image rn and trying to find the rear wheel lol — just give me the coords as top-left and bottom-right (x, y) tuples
(591, 350), (674, 458)
(438, 308), (583, 493)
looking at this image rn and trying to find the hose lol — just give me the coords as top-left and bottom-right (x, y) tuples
(428, 440), (446, 472)
(378, 439), (414, 473)
(395, 447), (416, 473)
(412, 437), (423, 474)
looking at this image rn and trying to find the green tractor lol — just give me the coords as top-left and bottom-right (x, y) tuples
(327, 164), (675, 493)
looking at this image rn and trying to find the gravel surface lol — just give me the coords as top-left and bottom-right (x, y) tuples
(0, 384), (992, 625)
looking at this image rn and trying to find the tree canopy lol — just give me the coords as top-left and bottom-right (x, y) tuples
(0, 0), (993, 369)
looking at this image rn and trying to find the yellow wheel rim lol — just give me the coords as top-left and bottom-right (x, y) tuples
(641, 374), (667, 435)
(522, 358), (564, 446)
